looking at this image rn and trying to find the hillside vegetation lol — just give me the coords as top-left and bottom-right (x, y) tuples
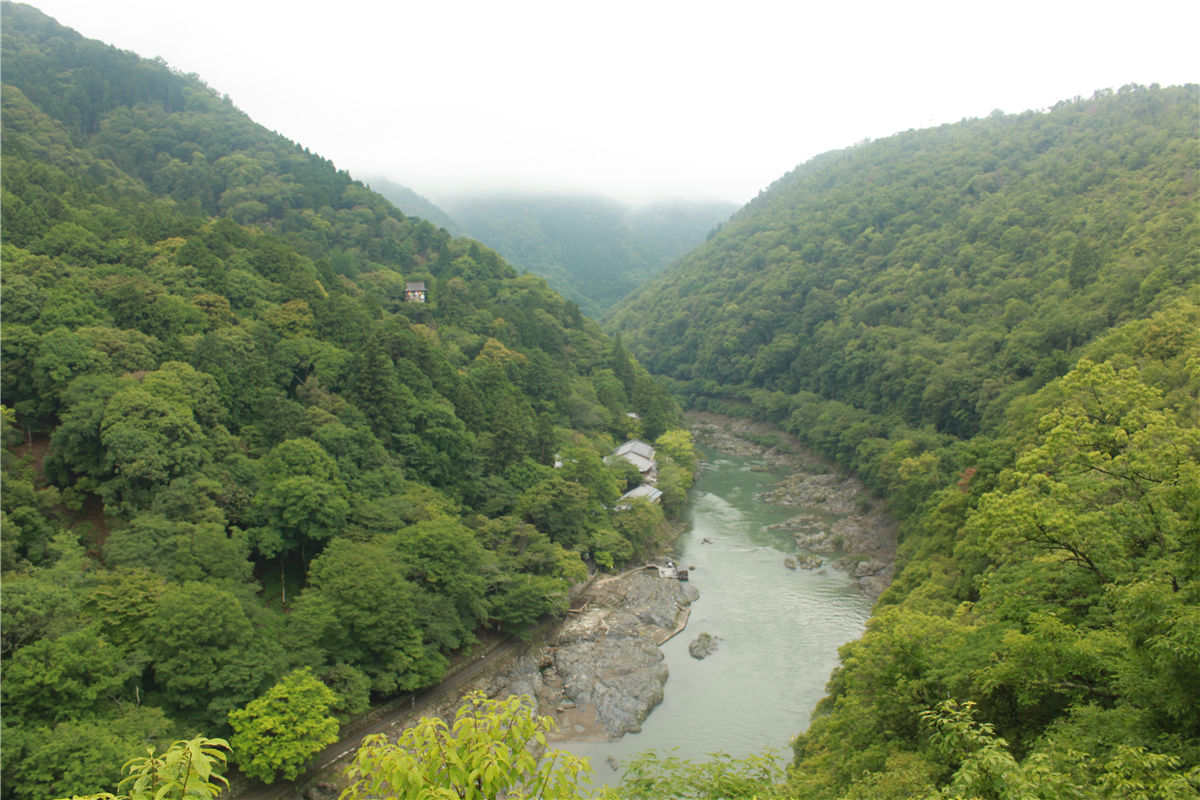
(0, 4), (693, 797)
(609, 85), (1200, 797)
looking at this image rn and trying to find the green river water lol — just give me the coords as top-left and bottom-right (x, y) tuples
(565, 448), (874, 786)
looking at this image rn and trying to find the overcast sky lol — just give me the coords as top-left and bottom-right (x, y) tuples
(24, 0), (1200, 206)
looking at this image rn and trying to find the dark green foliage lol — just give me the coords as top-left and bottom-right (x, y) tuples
(392, 519), (490, 646)
(103, 513), (253, 585)
(517, 476), (594, 548)
(289, 537), (448, 695)
(0, 464), (62, 568)
(144, 581), (281, 728)
(612, 84), (1199, 443)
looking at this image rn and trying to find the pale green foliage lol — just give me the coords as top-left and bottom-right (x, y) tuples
(117, 737), (230, 800)
(973, 359), (1200, 587)
(340, 691), (592, 800)
(54, 736), (230, 800)
(918, 700), (1200, 800)
(652, 429), (697, 519)
(0, 627), (138, 723)
(920, 700), (1042, 799)
(1095, 745), (1200, 800)
(840, 751), (937, 799)
(228, 667), (340, 782)
(604, 749), (785, 799)
(653, 429), (697, 475)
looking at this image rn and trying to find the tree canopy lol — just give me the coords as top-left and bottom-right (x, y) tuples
(341, 691), (592, 800)
(226, 668), (339, 783)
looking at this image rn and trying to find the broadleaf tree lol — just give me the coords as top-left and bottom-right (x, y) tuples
(340, 691), (592, 800)
(227, 667), (340, 783)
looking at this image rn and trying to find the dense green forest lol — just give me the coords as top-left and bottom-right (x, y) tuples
(609, 85), (1200, 797)
(0, 4), (695, 797)
(439, 193), (736, 319)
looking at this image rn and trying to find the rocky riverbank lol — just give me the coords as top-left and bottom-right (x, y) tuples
(689, 411), (897, 598)
(457, 411), (895, 746)
(487, 570), (698, 741)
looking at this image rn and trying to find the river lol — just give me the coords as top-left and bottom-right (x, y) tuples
(563, 448), (873, 787)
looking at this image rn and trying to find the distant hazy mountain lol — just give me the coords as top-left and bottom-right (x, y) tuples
(365, 176), (458, 231)
(444, 194), (737, 319)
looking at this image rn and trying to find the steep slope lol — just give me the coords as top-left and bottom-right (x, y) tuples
(612, 86), (1197, 438)
(446, 193), (736, 319)
(0, 4), (690, 797)
(608, 86), (1200, 798)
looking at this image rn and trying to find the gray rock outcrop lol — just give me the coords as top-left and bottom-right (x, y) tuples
(688, 632), (721, 659)
(491, 570), (697, 740)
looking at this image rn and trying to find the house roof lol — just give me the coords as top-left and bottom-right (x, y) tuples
(604, 439), (658, 477)
(405, 281), (426, 291)
(620, 453), (655, 474)
(609, 439), (656, 474)
(619, 484), (663, 504)
(614, 439), (654, 460)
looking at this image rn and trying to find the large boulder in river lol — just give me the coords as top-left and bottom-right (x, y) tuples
(688, 632), (721, 660)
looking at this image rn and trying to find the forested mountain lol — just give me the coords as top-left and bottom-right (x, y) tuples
(441, 194), (736, 319)
(610, 86), (1200, 797)
(0, 4), (693, 797)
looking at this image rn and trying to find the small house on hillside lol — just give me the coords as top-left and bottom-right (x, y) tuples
(404, 281), (427, 302)
(607, 439), (657, 483)
(617, 484), (663, 509)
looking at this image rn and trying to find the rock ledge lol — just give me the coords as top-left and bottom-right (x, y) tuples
(491, 570), (698, 740)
